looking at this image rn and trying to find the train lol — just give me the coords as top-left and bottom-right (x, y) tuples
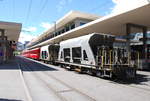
(22, 33), (137, 78)
(22, 48), (40, 60)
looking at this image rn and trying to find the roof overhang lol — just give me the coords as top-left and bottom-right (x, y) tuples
(29, 4), (150, 49)
(28, 11), (101, 45)
(0, 21), (22, 42)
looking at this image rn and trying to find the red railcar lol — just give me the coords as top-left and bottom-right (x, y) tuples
(22, 48), (40, 60)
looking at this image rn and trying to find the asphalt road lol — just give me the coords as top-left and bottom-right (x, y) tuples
(17, 56), (150, 101)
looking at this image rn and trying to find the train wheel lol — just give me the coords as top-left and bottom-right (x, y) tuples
(96, 70), (103, 77)
(86, 69), (93, 75)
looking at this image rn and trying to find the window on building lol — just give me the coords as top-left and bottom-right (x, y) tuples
(54, 32), (58, 37)
(80, 22), (86, 26)
(58, 31), (61, 35)
(65, 26), (70, 32)
(61, 29), (65, 34)
(71, 24), (75, 29)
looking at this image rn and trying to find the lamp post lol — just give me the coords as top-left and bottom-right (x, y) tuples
(0, 29), (5, 63)
(54, 21), (56, 37)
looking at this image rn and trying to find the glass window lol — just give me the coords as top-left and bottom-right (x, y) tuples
(71, 24), (75, 29)
(65, 26), (70, 31)
(80, 22), (86, 26)
(61, 29), (65, 33)
(58, 31), (61, 35)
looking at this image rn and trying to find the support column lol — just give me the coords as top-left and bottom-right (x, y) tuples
(0, 29), (5, 64)
(126, 24), (131, 65)
(143, 27), (148, 61)
(126, 23), (148, 69)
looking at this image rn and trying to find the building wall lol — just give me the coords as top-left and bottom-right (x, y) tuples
(28, 18), (94, 48)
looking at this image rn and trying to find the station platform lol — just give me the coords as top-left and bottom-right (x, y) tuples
(0, 58), (27, 101)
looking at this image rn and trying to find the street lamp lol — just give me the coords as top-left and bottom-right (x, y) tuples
(54, 21), (56, 37)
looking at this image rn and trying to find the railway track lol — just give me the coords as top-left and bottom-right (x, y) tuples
(19, 57), (96, 101)
(17, 57), (150, 101)
(31, 58), (150, 94)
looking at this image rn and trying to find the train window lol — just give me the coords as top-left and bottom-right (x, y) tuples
(72, 47), (81, 63)
(42, 51), (44, 59)
(42, 51), (48, 59)
(45, 51), (48, 58)
(83, 50), (88, 61)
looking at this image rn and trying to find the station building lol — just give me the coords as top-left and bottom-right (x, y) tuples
(0, 21), (22, 64)
(27, 11), (101, 48)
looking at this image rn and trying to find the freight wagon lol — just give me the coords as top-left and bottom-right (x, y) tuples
(56, 33), (136, 78)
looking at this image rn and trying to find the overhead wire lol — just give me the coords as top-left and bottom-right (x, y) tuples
(35, 0), (48, 22)
(12, 0), (15, 20)
(25, 0), (33, 25)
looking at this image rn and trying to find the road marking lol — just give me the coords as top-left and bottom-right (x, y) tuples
(17, 63), (33, 101)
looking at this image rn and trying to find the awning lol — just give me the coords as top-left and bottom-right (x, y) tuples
(0, 21), (22, 42)
(29, 4), (150, 49)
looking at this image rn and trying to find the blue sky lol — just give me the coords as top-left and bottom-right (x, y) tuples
(0, 0), (149, 43)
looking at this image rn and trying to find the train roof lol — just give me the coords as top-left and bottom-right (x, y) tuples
(60, 33), (114, 47)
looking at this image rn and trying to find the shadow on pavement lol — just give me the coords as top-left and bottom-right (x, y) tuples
(17, 56), (58, 72)
(0, 98), (22, 101)
(0, 59), (19, 70)
(0, 56), (58, 72)
(110, 73), (150, 85)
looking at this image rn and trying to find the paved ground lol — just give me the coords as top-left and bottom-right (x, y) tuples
(0, 59), (28, 101)
(0, 56), (150, 101)
(17, 56), (150, 101)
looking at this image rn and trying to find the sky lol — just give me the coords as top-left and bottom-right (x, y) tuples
(0, 0), (149, 43)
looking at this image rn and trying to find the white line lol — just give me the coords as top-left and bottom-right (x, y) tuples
(17, 63), (33, 101)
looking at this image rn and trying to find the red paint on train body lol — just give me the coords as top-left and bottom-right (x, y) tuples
(22, 48), (40, 60)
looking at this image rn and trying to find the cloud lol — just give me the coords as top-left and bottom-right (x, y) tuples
(19, 32), (37, 44)
(19, 26), (38, 44)
(57, 0), (73, 12)
(111, 0), (149, 14)
(40, 22), (53, 30)
(22, 26), (37, 32)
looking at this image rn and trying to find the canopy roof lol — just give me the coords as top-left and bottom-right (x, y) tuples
(28, 11), (100, 45)
(0, 21), (22, 42)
